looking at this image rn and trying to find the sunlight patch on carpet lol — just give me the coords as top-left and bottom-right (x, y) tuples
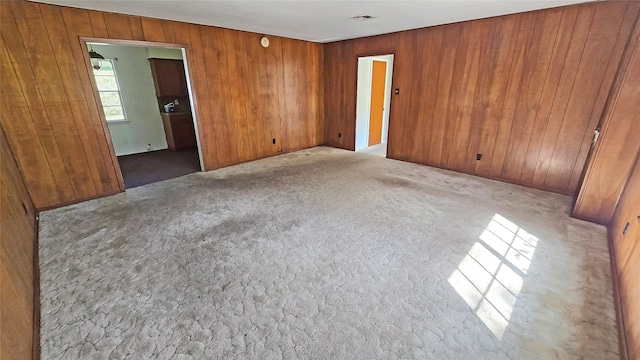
(448, 214), (539, 339)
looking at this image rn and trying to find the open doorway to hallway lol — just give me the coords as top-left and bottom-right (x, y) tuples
(355, 54), (394, 157)
(87, 42), (202, 189)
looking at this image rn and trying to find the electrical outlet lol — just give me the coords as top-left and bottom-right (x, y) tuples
(476, 153), (482, 161)
(338, 133), (342, 138)
(174, 99), (180, 105)
(272, 138), (276, 144)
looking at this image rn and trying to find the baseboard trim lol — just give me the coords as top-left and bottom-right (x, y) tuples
(608, 227), (629, 360)
(37, 189), (122, 212)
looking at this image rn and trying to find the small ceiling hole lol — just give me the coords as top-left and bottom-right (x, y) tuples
(351, 15), (376, 21)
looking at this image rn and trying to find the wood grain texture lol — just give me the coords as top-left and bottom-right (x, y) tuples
(610, 153), (640, 360)
(148, 58), (188, 97)
(0, 0), (323, 209)
(574, 16), (640, 224)
(323, 1), (639, 195)
(161, 113), (197, 150)
(0, 125), (38, 360)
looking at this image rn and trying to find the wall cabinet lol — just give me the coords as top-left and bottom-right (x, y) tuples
(161, 113), (197, 150)
(148, 58), (188, 97)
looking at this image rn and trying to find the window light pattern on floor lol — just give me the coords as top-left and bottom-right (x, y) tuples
(448, 214), (539, 339)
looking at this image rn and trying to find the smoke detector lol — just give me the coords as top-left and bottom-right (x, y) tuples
(352, 15), (376, 21)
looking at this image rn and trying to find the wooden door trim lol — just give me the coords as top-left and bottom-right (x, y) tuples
(78, 37), (201, 192)
(80, 37), (188, 49)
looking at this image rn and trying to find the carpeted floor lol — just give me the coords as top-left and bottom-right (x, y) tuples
(356, 143), (387, 157)
(39, 147), (618, 359)
(117, 148), (200, 189)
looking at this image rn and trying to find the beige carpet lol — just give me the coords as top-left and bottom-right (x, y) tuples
(39, 146), (618, 359)
(356, 143), (387, 157)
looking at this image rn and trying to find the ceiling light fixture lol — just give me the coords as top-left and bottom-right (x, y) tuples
(88, 45), (105, 70)
(351, 15), (376, 21)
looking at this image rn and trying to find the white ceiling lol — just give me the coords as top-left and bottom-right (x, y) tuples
(31, 0), (594, 43)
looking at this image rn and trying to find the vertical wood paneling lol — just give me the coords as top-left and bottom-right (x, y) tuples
(324, 40), (356, 150)
(87, 10), (108, 38)
(544, 3), (632, 191)
(439, 25), (470, 171)
(128, 16), (145, 41)
(474, 15), (519, 177)
(224, 30), (254, 162)
(60, 7), (122, 193)
(574, 17), (640, 224)
(420, 27), (445, 167)
(486, 15), (531, 179)
(566, 6), (640, 192)
(447, 20), (484, 172)
(463, 18), (501, 174)
(529, 6), (595, 190)
(500, 10), (561, 182)
(208, 26), (240, 167)
(188, 24), (219, 167)
(323, 1), (638, 195)
(103, 12), (135, 40)
(519, 7), (579, 184)
(0, 0), (323, 209)
(0, 125), (38, 360)
(2, 2), (75, 204)
(427, 24), (465, 169)
(140, 17), (166, 43)
(40, 5), (111, 195)
(11, 1), (97, 200)
(610, 153), (640, 360)
(0, 39), (59, 206)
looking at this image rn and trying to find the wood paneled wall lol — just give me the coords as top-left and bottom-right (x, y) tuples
(0, 0), (323, 210)
(1, 125), (39, 360)
(324, 1), (640, 195)
(574, 18), (640, 224)
(610, 153), (640, 360)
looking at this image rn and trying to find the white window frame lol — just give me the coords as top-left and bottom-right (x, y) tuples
(93, 59), (128, 123)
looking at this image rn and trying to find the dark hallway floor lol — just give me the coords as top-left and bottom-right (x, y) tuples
(117, 148), (200, 189)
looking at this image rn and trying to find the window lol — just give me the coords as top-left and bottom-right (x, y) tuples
(92, 59), (127, 122)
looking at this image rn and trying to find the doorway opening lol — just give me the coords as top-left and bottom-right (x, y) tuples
(84, 40), (203, 189)
(355, 54), (394, 157)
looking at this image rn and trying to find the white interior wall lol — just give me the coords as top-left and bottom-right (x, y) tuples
(355, 55), (394, 151)
(146, 47), (183, 60)
(93, 44), (168, 156)
(355, 57), (373, 151)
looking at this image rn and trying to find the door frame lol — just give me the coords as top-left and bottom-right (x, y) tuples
(353, 52), (395, 153)
(79, 37), (204, 191)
